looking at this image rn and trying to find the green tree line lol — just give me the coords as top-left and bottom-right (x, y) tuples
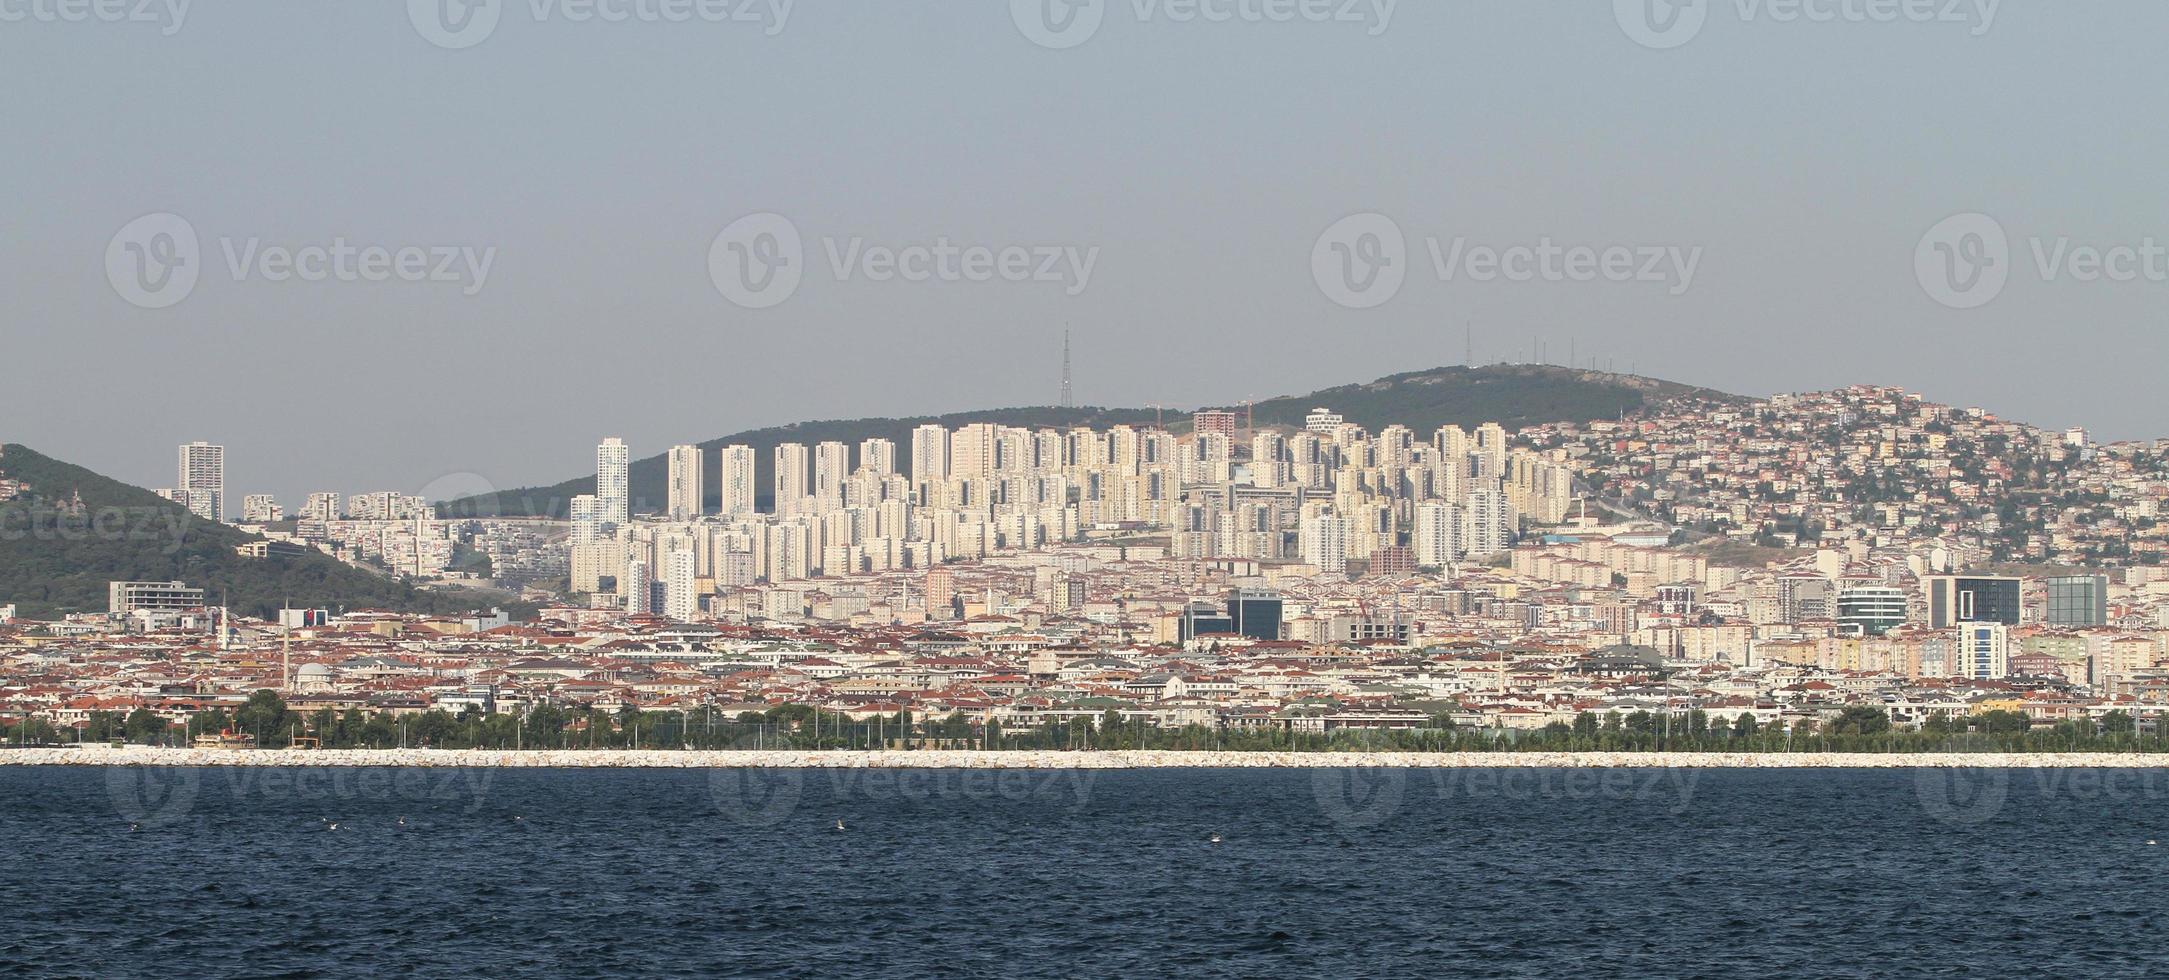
(8, 694), (2164, 755)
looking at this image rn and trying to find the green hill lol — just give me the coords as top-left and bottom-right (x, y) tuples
(1230, 364), (1743, 433)
(439, 365), (1744, 519)
(0, 444), (518, 620)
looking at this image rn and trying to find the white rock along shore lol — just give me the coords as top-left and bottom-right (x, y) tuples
(5, 746), (2169, 768)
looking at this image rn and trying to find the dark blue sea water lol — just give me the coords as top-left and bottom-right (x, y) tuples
(2, 765), (2166, 977)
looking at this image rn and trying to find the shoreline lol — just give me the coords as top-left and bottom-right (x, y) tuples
(6, 746), (2169, 768)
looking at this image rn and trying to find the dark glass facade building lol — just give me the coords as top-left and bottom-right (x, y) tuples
(1227, 588), (1284, 641)
(1180, 589), (1284, 641)
(1926, 575), (2022, 629)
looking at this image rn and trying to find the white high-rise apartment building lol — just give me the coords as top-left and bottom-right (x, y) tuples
(716, 550), (756, 588)
(718, 445), (757, 516)
(1108, 426), (1141, 476)
(1179, 432), (1232, 485)
(241, 495), (282, 524)
(1300, 512), (1349, 575)
(1954, 622), (2010, 680)
(663, 549), (699, 621)
(301, 492), (342, 524)
(1377, 425), (1415, 474)
(994, 427), (1029, 474)
(1435, 425), (1471, 472)
(157, 488), (216, 520)
(1413, 501), (1461, 567)
(910, 424), (949, 490)
(859, 438), (896, 476)
(1251, 432), (1287, 488)
(1461, 487), (1514, 557)
(568, 493), (607, 594)
(1475, 422), (1509, 479)
(666, 444), (703, 521)
(1033, 429), (1066, 472)
(177, 441), (225, 522)
(569, 494), (604, 544)
(622, 556), (651, 614)
(765, 520), (813, 582)
(1506, 454), (1574, 524)
(597, 437), (630, 527)
(1069, 427), (1107, 469)
(813, 441), (850, 510)
(951, 423), (998, 478)
(774, 443), (810, 516)
(345, 492), (426, 521)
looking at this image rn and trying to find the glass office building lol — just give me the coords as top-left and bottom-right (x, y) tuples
(1227, 588), (1284, 641)
(1837, 585), (1908, 636)
(2044, 575), (2108, 627)
(1180, 588), (1285, 642)
(1926, 575), (2023, 629)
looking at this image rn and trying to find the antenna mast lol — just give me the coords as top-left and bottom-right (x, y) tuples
(1060, 327), (1074, 409)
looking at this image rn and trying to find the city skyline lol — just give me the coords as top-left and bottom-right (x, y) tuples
(93, 378), (2156, 608)
(51, 356), (2161, 510)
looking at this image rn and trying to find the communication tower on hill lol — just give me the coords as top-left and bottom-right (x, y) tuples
(1060, 328), (1074, 409)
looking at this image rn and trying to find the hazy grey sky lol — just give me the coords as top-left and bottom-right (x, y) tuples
(7, 1), (2164, 502)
